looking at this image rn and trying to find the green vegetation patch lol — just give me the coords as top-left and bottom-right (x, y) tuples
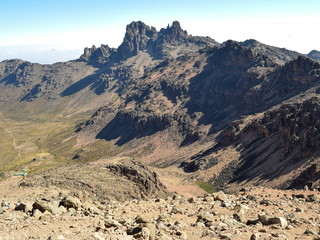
(195, 181), (217, 193)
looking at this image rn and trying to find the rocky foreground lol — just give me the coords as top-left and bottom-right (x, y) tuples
(0, 186), (319, 240)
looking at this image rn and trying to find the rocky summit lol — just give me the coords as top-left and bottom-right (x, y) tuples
(0, 20), (320, 239)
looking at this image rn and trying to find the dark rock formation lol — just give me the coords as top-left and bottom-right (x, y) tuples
(243, 56), (320, 112)
(290, 164), (320, 190)
(106, 159), (167, 197)
(208, 98), (320, 187)
(19, 158), (168, 201)
(117, 21), (218, 60)
(158, 21), (188, 43)
(117, 21), (158, 60)
(79, 44), (116, 65)
(180, 157), (218, 172)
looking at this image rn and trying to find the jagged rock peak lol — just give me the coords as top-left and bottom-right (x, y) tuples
(125, 21), (157, 38)
(241, 39), (261, 47)
(223, 40), (240, 47)
(80, 45), (98, 61)
(117, 21), (157, 60)
(159, 21), (189, 42)
(79, 44), (115, 65)
(123, 21), (158, 48)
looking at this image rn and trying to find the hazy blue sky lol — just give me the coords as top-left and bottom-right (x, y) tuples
(1, 0), (319, 63)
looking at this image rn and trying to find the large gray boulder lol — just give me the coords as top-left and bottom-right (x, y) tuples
(32, 200), (59, 215)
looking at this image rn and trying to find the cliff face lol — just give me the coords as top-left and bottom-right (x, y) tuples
(185, 98), (320, 190)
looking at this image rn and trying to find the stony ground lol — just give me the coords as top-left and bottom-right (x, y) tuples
(0, 176), (319, 240)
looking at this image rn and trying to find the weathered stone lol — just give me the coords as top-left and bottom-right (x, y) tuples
(91, 232), (105, 240)
(306, 194), (318, 202)
(268, 217), (288, 229)
(32, 209), (42, 218)
(60, 196), (81, 210)
(49, 235), (65, 240)
(135, 214), (149, 223)
(221, 201), (230, 208)
(81, 201), (92, 210)
(258, 213), (269, 225)
(39, 211), (52, 221)
(250, 233), (260, 240)
(14, 203), (28, 212)
(171, 207), (182, 214)
(259, 199), (270, 206)
(212, 191), (228, 202)
(197, 212), (214, 223)
(127, 226), (142, 235)
(32, 200), (59, 215)
(292, 194), (305, 199)
(141, 227), (150, 239)
(104, 219), (121, 228)
(188, 197), (196, 203)
(304, 229), (319, 236)
(216, 222), (229, 231)
(224, 218), (246, 228)
(233, 210), (247, 223)
(156, 214), (169, 222)
(58, 206), (67, 214)
(204, 196), (214, 202)
(219, 233), (232, 239)
(89, 206), (101, 215)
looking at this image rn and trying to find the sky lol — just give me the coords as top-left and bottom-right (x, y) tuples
(0, 0), (319, 64)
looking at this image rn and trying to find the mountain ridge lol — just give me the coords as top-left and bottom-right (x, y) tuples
(0, 20), (320, 193)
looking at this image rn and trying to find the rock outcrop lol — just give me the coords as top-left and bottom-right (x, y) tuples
(19, 157), (168, 201)
(106, 159), (167, 197)
(291, 164), (320, 190)
(79, 44), (116, 65)
(117, 21), (158, 60)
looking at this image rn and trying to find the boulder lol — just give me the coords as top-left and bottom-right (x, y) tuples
(104, 219), (121, 228)
(268, 217), (288, 229)
(233, 210), (247, 223)
(60, 196), (81, 210)
(212, 191), (229, 202)
(32, 200), (59, 215)
(136, 214), (149, 223)
(304, 229), (320, 237)
(141, 227), (150, 239)
(250, 233), (260, 240)
(14, 203), (28, 212)
(197, 212), (214, 223)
